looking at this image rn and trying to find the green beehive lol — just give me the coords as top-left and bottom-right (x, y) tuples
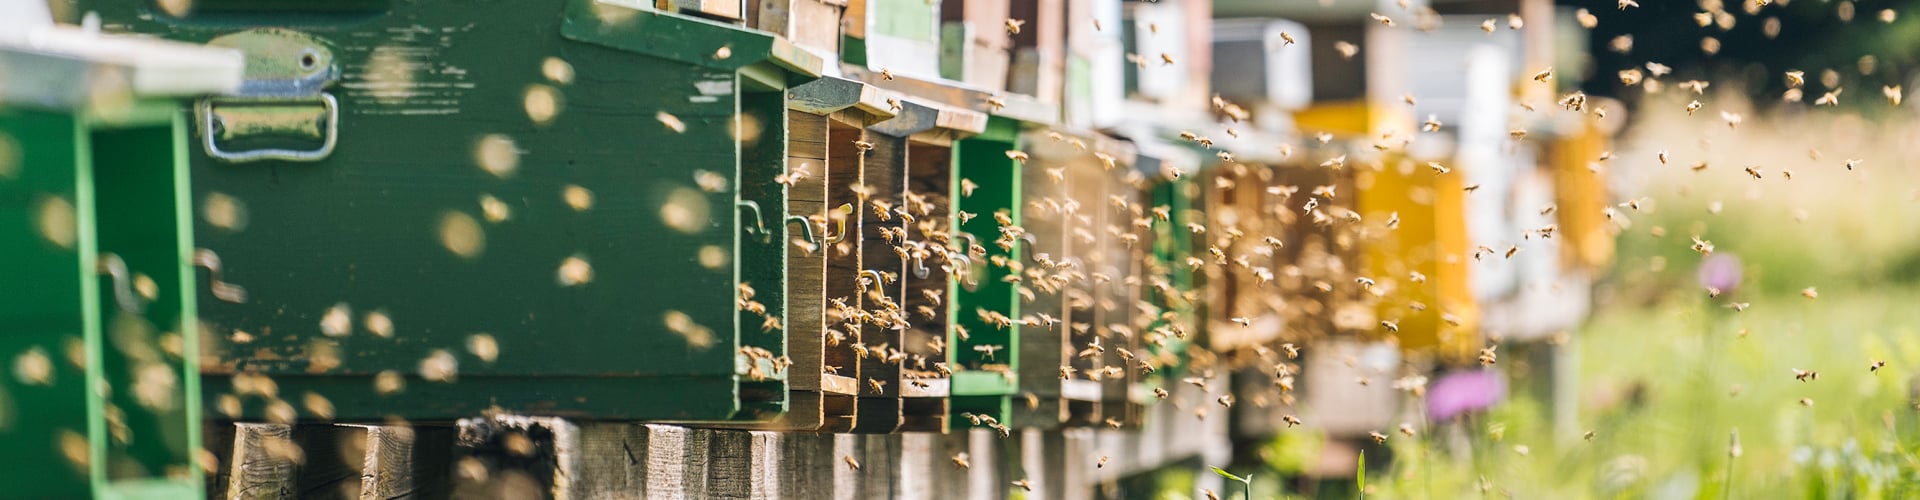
(945, 116), (1023, 427)
(77, 0), (820, 422)
(0, 26), (243, 499)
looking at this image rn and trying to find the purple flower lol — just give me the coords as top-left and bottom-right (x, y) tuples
(1427, 370), (1506, 422)
(1696, 253), (1743, 294)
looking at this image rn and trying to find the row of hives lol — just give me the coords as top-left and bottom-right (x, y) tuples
(0, 0), (1619, 497)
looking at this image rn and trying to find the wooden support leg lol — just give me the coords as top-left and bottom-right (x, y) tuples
(355, 424), (454, 499)
(226, 422), (296, 500)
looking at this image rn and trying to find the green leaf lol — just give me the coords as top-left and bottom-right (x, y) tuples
(1211, 466), (1246, 483)
(1357, 451), (1367, 498)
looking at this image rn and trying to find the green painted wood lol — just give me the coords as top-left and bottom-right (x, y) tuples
(947, 117), (1022, 427)
(0, 102), (204, 498)
(78, 0), (818, 422)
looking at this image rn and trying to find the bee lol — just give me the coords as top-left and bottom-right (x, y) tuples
(1004, 18), (1025, 35)
(1785, 70), (1805, 88)
(844, 455), (861, 471)
(1480, 18), (1497, 33)
(1618, 0), (1638, 9)
(1793, 368), (1818, 382)
(1799, 398), (1814, 407)
(1204, 490), (1220, 500)
(1097, 455), (1110, 468)
(1478, 345), (1498, 366)
(1729, 302), (1751, 312)
(1464, 184), (1483, 192)
(1584, 430), (1596, 441)
(960, 179), (980, 198)
(1281, 344), (1301, 359)
(1532, 67), (1554, 83)
(1217, 394), (1234, 408)
(1427, 161), (1451, 174)
(1872, 360), (1886, 373)
(1280, 32), (1297, 45)
(1399, 423), (1418, 437)
(984, 96), (1006, 111)
(1686, 100), (1703, 115)
(1370, 12), (1394, 26)
(1691, 161), (1709, 172)
(1011, 479), (1033, 492)
(1817, 89), (1841, 106)
(1422, 115), (1443, 132)
(1658, 151), (1669, 165)
(1160, 53), (1176, 66)
(1005, 150), (1029, 163)
(1370, 431), (1388, 444)
(1846, 159), (1862, 170)
(1282, 415), (1302, 427)
(1231, 317), (1252, 327)
(1387, 212), (1401, 229)
(1334, 41), (1358, 59)
(1887, 86), (1903, 106)
(951, 453), (970, 469)
(1153, 387), (1169, 399)
(1576, 8), (1598, 28)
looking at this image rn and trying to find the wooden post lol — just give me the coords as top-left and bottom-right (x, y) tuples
(226, 423), (296, 500)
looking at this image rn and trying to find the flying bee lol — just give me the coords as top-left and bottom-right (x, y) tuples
(1004, 18), (1025, 34)
(1371, 12), (1394, 26)
(1816, 89), (1841, 106)
(1480, 18), (1496, 32)
(1793, 368), (1818, 382)
(1370, 431), (1388, 444)
(1283, 415), (1302, 427)
(1011, 479), (1033, 492)
(1005, 150), (1029, 163)
(1428, 161), (1450, 174)
(951, 453), (970, 469)
(1382, 320), (1399, 332)
(1532, 67), (1554, 82)
(1686, 100), (1702, 115)
(1479, 345), (1498, 366)
(1872, 360), (1886, 373)
(1334, 41), (1358, 59)
(844, 456), (861, 471)
(1153, 387), (1169, 399)
(1280, 32), (1296, 45)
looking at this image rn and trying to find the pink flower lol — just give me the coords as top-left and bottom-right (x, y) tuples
(1427, 369), (1505, 422)
(1696, 253), (1743, 293)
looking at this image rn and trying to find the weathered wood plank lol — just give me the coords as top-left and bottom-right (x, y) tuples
(356, 424), (454, 500)
(227, 422), (296, 500)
